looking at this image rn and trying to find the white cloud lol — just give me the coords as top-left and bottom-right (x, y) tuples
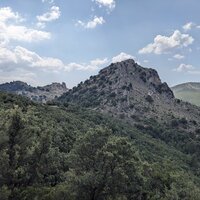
(183, 22), (195, 31)
(173, 63), (194, 72)
(77, 16), (105, 29)
(173, 54), (185, 60)
(14, 46), (65, 71)
(0, 6), (109, 84)
(0, 46), (65, 71)
(0, 7), (23, 22)
(90, 58), (108, 66)
(42, 0), (54, 4)
(0, 46), (17, 64)
(139, 30), (194, 55)
(95, 0), (116, 10)
(0, 45), (108, 72)
(173, 63), (200, 74)
(66, 58), (108, 71)
(182, 22), (200, 30)
(0, 7), (51, 46)
(0, 23), (51, 44)
(36, 6), (61, 28)
(112, 52), (135, 63)
(37, 6), (61, 23)
(66, 63), (97, 71)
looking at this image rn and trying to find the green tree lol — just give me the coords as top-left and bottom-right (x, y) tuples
(0, 106), (26, 199)
(66, 126), (145, 200)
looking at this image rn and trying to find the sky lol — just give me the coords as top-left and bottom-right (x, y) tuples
(0, 0), (200, 88)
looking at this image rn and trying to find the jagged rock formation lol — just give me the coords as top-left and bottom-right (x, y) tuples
(59, 59), (200, 130)
(172, 82), (200, 106)
(0, 81), (68, 103)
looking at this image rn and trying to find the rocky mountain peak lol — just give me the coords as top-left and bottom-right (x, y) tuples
(59, 60), (177, 121)
(38, 82), (67, 92)
(97, 59), (174, 99)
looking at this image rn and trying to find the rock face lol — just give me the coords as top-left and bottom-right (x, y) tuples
(59, 59), (200, 127)
(0, 81), (68, 103)
(172, 82), (200, 106)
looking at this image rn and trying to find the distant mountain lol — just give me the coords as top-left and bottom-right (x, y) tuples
(0, 81), (68, 103)
(172, 82), (200, 106)
(58, 59), (200, 131)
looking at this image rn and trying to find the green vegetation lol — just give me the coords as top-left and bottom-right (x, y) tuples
(173, 90), (200, 106)
(0, 92), (200, 199)
(172, 82), (200, 107)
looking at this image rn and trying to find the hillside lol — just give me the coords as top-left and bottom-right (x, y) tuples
(0, 81), (68, 103)
(1, 92), (200, 199)
(59, 59), (200, 133)
(1, 60), (200, 199)
(172, 82), (200, 106)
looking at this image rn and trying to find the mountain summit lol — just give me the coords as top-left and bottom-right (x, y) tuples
(59, 59), (200, 129)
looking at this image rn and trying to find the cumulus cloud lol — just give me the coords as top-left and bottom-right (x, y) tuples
(15, 46), (66, 71)
(66, 58), (108, 71)
(173, 63), (200, 74)
(0, 24), (51, 44)
(182, 22), (200, 31)
(37, 6), (61, 28)
(42, 0), (54, 4)
(0, 45), (109, 73)
(90, 58), (109, 66)
(77, 16), (105, 29)
(183, 22), (195, 31)
(173, 54), (185, 60)
(173, 63), (194, 72)
(0, 7), (51, 46)
(67, 63), (97, 71)
(0, 6), (109, 83)
(0, 7), (23, 22)
(0, 46), (65, 71)
(37, 6), (60, 22)
(112, 52), (135, 63)
(139, 30), (194, 55)
(95, 0), (116, 10)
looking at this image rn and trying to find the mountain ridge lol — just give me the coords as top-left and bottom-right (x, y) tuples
(1, 60), (200, 199)
(58, 59), (200, 131)
(0, 81), (68, 103)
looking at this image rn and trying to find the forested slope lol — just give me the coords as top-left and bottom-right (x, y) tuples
(0, 92), (200, 199)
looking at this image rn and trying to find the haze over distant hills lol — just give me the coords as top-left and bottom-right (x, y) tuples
(172, 82), (200, 107)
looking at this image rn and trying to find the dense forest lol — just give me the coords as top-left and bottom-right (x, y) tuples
(0, 92), (200, 200)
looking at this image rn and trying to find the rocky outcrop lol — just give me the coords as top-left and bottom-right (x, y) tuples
(0, 81), (68, 103)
